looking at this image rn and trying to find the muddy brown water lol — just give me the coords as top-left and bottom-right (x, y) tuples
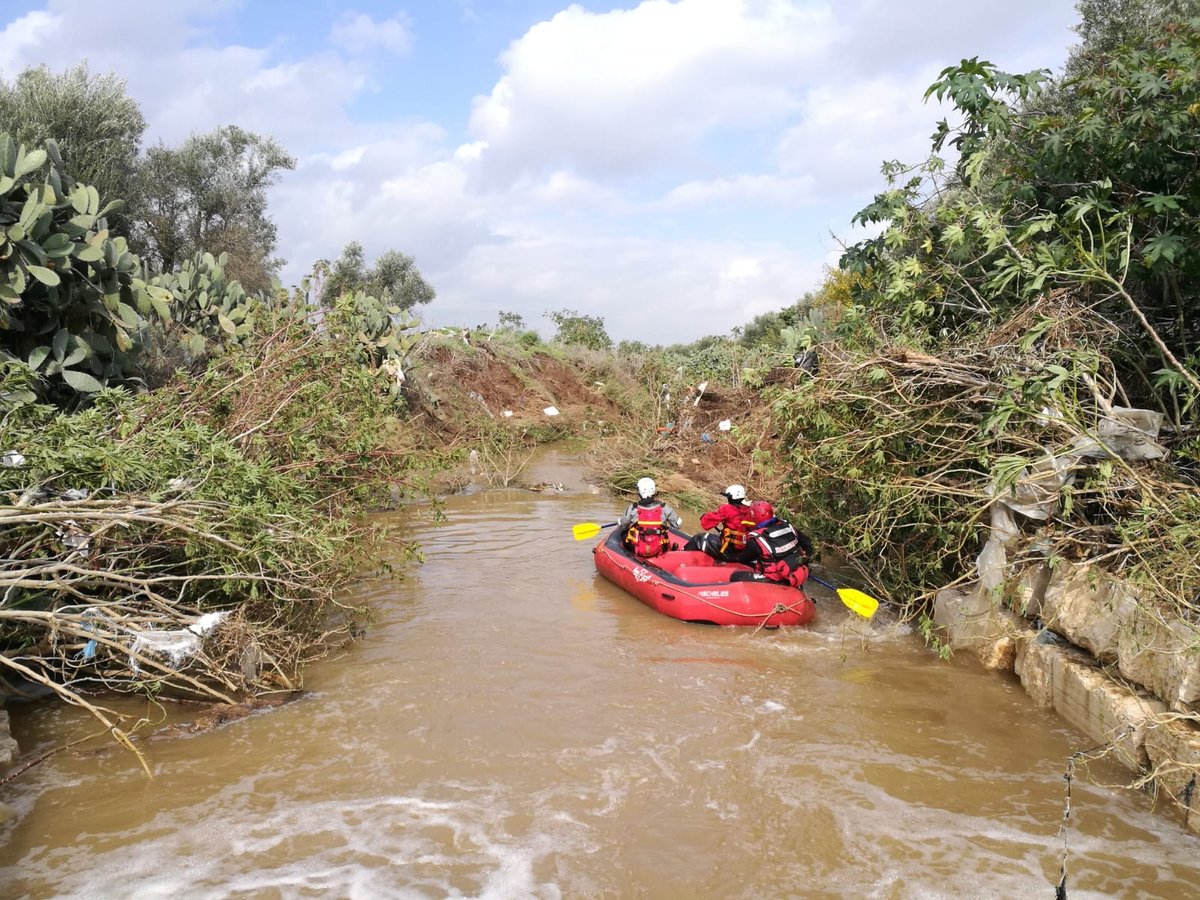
(2, 450), (1200, 898)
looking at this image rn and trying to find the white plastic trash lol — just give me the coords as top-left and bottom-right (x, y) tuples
(718, 419), (732, 431)
(129, 611), (227, 669)
(543, 406), (560, 416)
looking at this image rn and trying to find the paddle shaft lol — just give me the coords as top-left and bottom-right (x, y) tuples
(808, 573), (838, 593)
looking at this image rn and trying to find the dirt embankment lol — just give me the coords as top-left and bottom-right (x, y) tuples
(404, 337), (803, 505)
(408, 343), (624, 433)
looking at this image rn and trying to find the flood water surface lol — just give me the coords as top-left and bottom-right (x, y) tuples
(2, 452), (1199, 898)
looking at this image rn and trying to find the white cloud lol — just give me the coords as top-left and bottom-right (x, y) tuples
(830, 0), (1078, 78)
(0, 0), (1085, 344)
(526, 171), (624, 209)
(468, 0), (833, 183)
(661, 174), (816, 209)
(777, 70), (947, 198)
(0, 11), (58, 78)
(330, 12), (412, 56)
(0, 2), (371, 149)
(424, 229), (826, 344)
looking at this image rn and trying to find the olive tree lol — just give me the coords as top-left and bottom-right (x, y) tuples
(0, 63), (145, 234)
(318, 241), (436, 311)
(134, 125), (295, 293)
(545, 308), (612, 350)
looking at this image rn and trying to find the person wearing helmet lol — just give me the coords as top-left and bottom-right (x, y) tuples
(683, 484), (757, 561)
(731, 500), (815, 587)
(617, 476), (683, 558)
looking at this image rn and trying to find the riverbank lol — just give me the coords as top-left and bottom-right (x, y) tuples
(5, 326), (1199, 848)
(5, 447), (1199, 896)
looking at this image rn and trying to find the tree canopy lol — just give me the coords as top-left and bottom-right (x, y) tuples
(546, 308), (612, 350)
(134, 125), (295, 294)
(318, 241), (436, 311)
(0, 63), (144, 233)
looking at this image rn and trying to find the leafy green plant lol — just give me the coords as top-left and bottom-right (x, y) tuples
(546, 308), (612, 350)
(0, 132), (163, 406)
(842, 21), (1200, 422)
(918, 613), (955, 660)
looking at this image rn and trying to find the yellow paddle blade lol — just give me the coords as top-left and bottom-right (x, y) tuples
(572, 522), (603, 541)
(837, 587), (879, 619)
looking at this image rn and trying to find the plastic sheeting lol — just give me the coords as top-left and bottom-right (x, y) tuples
(129, 611), (227, 669)
(976, 407), (1166, 591)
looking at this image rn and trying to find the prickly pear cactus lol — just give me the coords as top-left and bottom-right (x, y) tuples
(338, 290), (420, 364)
(149, 250), (266, 358)
(0, 132), (162, 405)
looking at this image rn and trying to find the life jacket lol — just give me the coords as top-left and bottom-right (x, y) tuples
(751, 518), (810, 587)
(752, 519), (802, 559)
(626, 502), (668, 557)
(719, 506), (756, 554)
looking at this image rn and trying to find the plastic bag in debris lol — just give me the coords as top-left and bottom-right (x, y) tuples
(56, 519), (90, 551)
(129, 612), (227, 669)
(977, 536), (1008, 594)
(976, 406), (1166, 590)
(1070, 407), (1166, 460)
(989, 450), (1077, 521)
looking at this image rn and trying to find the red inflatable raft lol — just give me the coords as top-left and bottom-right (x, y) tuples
(593, 526), (814, 627)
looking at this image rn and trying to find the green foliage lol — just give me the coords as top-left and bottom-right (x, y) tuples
(134, 125), (295, 293)
(546, 307), (612, 350)
(842, 21), (1200, 422)
(1067, 0), (1200, 78)
(318, 241), (436, 312)
(516, 329), (542, 349)
(672, 336), (744, 383)
(372, 249), (435, 310)
(738, 299), (805, 348)
(616, 339), (651, 356)
(330, 288), (422, 371)
(918, 614), (955, 660)
(769, 358), (990, 603)
(0, 132), (159, 406)
(497, 310), (525, 331)
(0, 63), (145, 233)
(0, 308), (451, 700)
(136, 250), (301, 384)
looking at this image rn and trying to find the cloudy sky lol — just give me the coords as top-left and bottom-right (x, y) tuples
(0, 0), (1082, 343)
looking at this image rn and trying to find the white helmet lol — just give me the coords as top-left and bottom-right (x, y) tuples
(723, 484), (746, 501)
(636, 477), (657, 499)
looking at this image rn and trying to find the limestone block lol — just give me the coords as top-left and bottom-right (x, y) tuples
(1040, 565), (1131, 662)
(933, 586), (1022, 670)
(1117, 602), (1200, 712)
(1143, 719), (1200, 835)
(1050, 652), (1167, 771)
(1015, 635), (1082, 710)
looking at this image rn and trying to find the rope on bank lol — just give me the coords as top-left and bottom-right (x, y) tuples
(1057, 730), (1133, 899)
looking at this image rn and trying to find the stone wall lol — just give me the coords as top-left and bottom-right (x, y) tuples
(933, 561), (1200, 835)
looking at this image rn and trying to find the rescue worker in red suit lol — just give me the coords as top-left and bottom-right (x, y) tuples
(682, 484), (757, 562)
(617, 477), (683, 558)
(730, 500), (814, 587)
